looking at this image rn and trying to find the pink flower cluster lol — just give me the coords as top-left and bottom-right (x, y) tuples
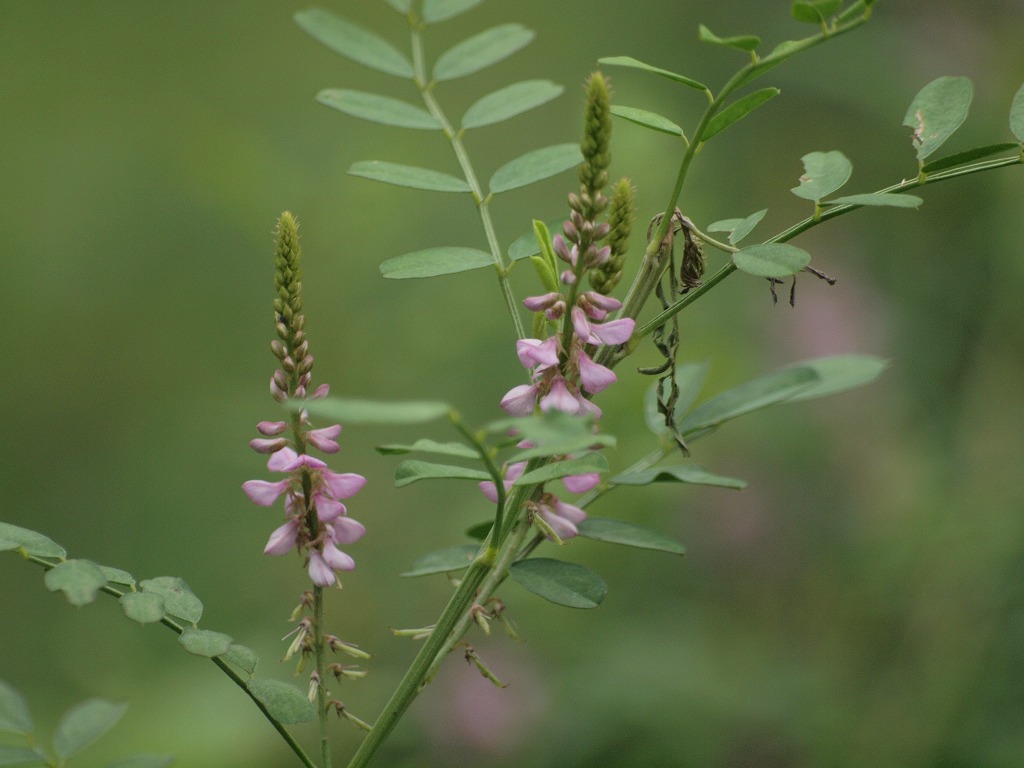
(479, 461), (595, 540)
(243, 405), (366, 587)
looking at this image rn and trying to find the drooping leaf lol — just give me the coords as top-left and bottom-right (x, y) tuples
(299, 398), (452, 425)
(0, 746), (46, 766)
(103, 755), (175, 768)
(0, 522), (66, 558)
(513, 453), (609, 485)
(422, 0), (485, 23)
(1011, 82), (1024, 142)
(119, 592), (166, 624)
(680, 366), (819, 435)
(53, 699), (128, 760)
(701, 88), (779, 141)
(644, 361), (709, 435)
(773, 354), (889, 402)
(139, 577), (203, 624)
(376, 439), (480, 459)
(791, 0), (843, 24)
(597, 56), (708, 93)
(316, 90), (441, 129)
(791, 150), (853, 201)
(221, 644), (259, 676)
(903, 76), (974, 161)
(433, 24), (534, 82)
(349, 160), (470, 192)
(824, 193), (923, 208)
(921, 142), (1020, 173)
(697, 24), (760, 52)
(508, 219), (563, 261)
(610, 106), (685, 137)
(44, 560), (107, 607)
(707, 209), (767, 245)
(294, 8), (414, 78)
(246, 680), (315, 724)
(576, 518), (686, 555)
(178, 628), (233, 658)
(400, 545), (478, 576)
(379, 247), (492, 279)
(611, 464), (747, 490)
(98, 566), (135, 587)
(394, 460), (491, 487)
(732, 243), (810, 277)
(0, 680), (32, 735)
(509, 558), (606, 608)
(489, 144), (583, 194)
(462, 80), (564, 129)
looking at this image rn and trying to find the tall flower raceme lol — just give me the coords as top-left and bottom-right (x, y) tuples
(242, 211), (367, 589)
(497, 73), (636, 541)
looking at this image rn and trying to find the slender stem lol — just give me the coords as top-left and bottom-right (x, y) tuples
(315, 586), (330, 768)
(408, 25), (526, 340)
(22, 554), (318, 768)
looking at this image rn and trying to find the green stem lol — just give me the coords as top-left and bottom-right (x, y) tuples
(315, 586), (330, 768)
(408, 24), (526, 340)
(23, 554), (318, 768)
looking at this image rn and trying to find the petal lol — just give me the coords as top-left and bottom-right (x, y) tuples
(500, 384), (538, 416)
(249, 437), (288, 454)
(539, 507), (580, 540)
(264, 520), (299, 555)
(267, 447), (298, 472)
(307, 424), (342, 454)
(522, 292), (562, 312)
(539, 377), (580, 414)
(553, 499), (587, 524)
(243, 479), (290, 506)
(310, 383), (330, 399)
(329, 516), (366, 545)
(308, 551), (337, 587)
(478, 480), (499, 503)
(323, 471), (367, 499)
(257, 421), (288, 436)
(562, 472), (600, 494)
(571, 306), (591, 340)
(314, 493), (346, 522)
(589, 318), (635, 345)
(322, 542), (356, 572)
(516, 337), (560, 369)
(577, 351), (617, 394)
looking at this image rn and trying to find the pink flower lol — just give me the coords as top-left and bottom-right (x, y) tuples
(321, 540), (355, 572)
(539, 376), (580, 414)
(586, 317), (635, 346)
(307, 424), (342, 454)
(264, 520), (300, 555)
(243, 478), (290, 506)
(500, 383), (539, 416)
(323, 470), (367, 499)
(328, 516), (366, 545)
(561, 472), (600, 494)
(479, 462), (527, 503)
(515, 338), (560, 369)
(577, 350), (616, 394)
(538, 496), (587, 540)
(308, 550), (336, 587)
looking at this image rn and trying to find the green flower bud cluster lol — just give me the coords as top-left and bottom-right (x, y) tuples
(589, 178), (635, 295)
(270, 211), (314, 400)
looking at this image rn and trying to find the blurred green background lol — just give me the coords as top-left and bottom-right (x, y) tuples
(2, 1), (1023, 766)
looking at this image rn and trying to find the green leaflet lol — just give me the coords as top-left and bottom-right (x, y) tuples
(611, 465), (747, 490)
(576, 517), (686, 555)
(422, 0), (486, 23)
(825, 193), (923, 209)
(401, 545), (478, 576)
(316, 90), (441, 129)
(246, 680), (315, 724)
(509, 558), (607, 608)
(379, 247), (493, 278)
(791, 150), (853, 201)
(707, 209), (767, 245)
(294, 8), (413, 78)
(44, 560), (106, 607)
(701, 88), (779, 141)
(597, 55), (708, 93)
(610, 106), (685, 137)
(697, 24), (760, 51)
(139, 577), (203, 624)
(732, 243), (810, 278)
(904, 76), (973, 161)
(1011, 82), (1024, 142)
(349, 160), (470, 192)
(433, 23), (534, 81)
(489, 144), (583, 194)
(462, 80), (564, 129)
(394, 460), (491, 487)
(298, 397), (452, 425)
(53, 699), (128, 760)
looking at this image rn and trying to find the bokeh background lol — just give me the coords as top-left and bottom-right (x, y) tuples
(2, 1), (1023, 766)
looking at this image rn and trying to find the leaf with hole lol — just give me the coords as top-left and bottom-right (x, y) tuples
(489, 144), (583, 194)
(0, 680), (32, 735)
(0, 522), (65, 558)
(610, 106), (685, 137)
(510, 558), (606, 608)
(394, 460), (491, 487)
(903, 76), (973, 161)
(380, 247), (492, 279)
(791, 151), (852, 201)
(401, 545), (478, 576)
(702, 88), (779, 141)
(611, 465), (747, 490)
(697, 24), (760, 51)
(53, 699), (128, 760)
(139, 577), (203, 624)
(299, 398), (451, 425)
(732, 243), (810, 278)
(433, 24), (534, 81)
(294, 8), (413, 78)
(791, 0), (843, 23)
(349, 161), (470, 192)
(44, 560), (106, 607)
(462, 80), (563, 129)
(246, 680), (315, 724)
(577, 518), (686, 555)
(422, 0), (485, 23)
(316, 90), (440, 129)
(597, 56), (708, 92)
(119, 592), (166, 624)
(377, 439), (480, 459)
